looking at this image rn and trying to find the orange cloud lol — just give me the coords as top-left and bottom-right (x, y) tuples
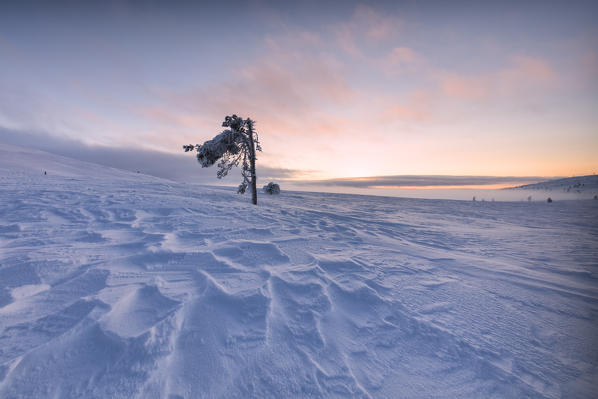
(385, 105), (430, 122)
(380, 91), (435, 122)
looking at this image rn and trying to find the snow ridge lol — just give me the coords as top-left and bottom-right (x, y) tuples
(510, 174), (598, 196)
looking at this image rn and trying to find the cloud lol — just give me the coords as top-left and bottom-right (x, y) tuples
(440, 75), (490, 100)
(438, 55), (557, 100)
(3, 4), (580, 183)
(137, 28), (370, 174)
(154, 37), (354, 128)
(381, 91), (434, 122)
(581, 50), (598, 79)
(331, 4), (402, 57)
(0, 127), (304, 183)
(300, 175), (554, 189)
(496, 55), (556, 95)
(380, 46), (424, 76)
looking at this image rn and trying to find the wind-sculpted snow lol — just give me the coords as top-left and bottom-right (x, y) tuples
(1, 145), (597, 398)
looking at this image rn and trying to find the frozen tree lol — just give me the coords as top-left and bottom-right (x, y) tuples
(184, 115), (262, 205)
(263, 182), (280, 195)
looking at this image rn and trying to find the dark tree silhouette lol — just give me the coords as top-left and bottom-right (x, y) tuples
(184, 115), (262, 205)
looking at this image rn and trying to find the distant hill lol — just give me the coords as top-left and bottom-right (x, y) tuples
(509, 174), (598, 195)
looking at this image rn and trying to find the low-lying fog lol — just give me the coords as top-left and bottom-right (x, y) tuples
(281, 185), (597, 202)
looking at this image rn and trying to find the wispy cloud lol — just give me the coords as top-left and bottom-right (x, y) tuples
(300, 175), (554, 189)
(331, 4), (402, 58)
(438, 55), (556, 100)
(380, 47), (424, 76)
(380, 90), (434, 122)
(153, 36), (354, 129)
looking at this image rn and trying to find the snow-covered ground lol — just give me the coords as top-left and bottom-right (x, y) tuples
(510, 175), (598, 198)
(1, 144), (597, 398)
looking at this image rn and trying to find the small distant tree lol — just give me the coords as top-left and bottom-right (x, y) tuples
(263, 182), (280, 195)
(184, 115), (262, 205)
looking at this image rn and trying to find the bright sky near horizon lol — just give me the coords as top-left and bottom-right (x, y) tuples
(1, 0), (597, 182)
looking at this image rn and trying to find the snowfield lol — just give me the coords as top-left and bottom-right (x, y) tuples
(1, 144), (597, 398)
(510, 175), (598, 198)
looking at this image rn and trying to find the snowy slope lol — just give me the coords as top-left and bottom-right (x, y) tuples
(510, 175), (598, 197)
(1, 144), (597, 398)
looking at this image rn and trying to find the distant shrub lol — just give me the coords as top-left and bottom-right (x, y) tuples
(263, 182), (280, 195)
(547, 197), (553, 203)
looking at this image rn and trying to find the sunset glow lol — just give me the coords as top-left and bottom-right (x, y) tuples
(1, 1), (597, 187)
(370, 184), (523, 190)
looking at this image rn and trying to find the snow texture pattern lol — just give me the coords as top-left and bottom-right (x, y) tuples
(0, 144), (597, 398)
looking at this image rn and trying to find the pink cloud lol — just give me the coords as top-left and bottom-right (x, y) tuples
(381, 91), (435, 122)
(387, 47), (420, 65)
(139, 107), (213, 129)
(440, 74), (490, 100)
(334, 25), (362, 58)
(141, 35), (361, 160)
(581, 50), (598, 78)
(238, 53), (355, 108)
(438, 55), (557, 100)
(380, 46), (425, 76)
(496, 55), (556, 94)
(385, 105), (430, 121)
(331, 5), (402, 58)
(354, 5), (396, 40)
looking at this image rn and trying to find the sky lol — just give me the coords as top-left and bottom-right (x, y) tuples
(1, 0), (597, 190)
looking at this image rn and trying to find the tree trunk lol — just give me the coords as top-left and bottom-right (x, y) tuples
(247, 124), (258, 205)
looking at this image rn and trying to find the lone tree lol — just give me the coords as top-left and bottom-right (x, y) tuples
(183, 115), (262, 205)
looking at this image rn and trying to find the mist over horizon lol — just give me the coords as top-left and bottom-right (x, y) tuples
(1, 127), (577, 201)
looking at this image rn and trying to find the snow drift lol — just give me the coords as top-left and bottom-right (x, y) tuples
(0, 143), (597, 398)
